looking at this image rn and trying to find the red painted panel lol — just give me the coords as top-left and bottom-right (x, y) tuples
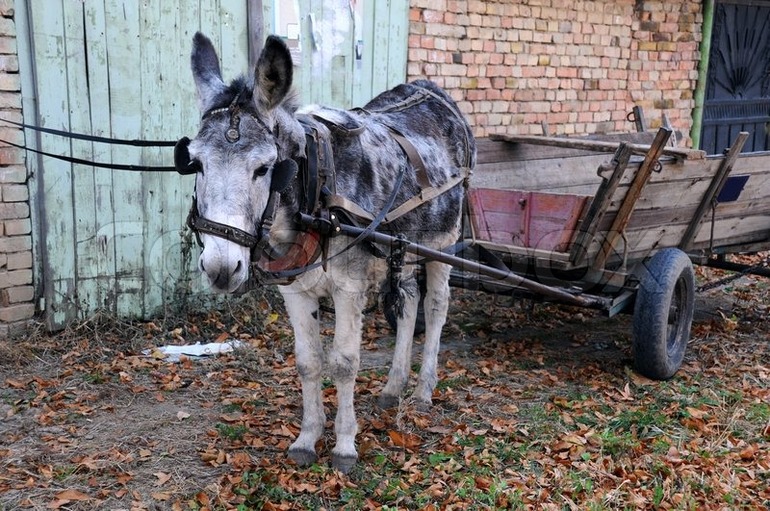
(468, 188), (590, 252)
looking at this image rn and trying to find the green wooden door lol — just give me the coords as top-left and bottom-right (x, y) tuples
(25, 0), (406, 330)
(263, 0), (409, 108)
(27, 1), (249, 329)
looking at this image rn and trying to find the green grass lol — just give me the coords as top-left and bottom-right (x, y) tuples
(215, 423), (249, 442)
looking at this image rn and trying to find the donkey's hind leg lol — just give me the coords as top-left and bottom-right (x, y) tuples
(378, 272), (420, 409)
(282, 291), (325, 467)
(413, 260), (452, 408)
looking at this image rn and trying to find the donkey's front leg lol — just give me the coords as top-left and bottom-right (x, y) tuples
(414, 261), (452, 408)
(328, 289), (366, 473)
(281, 291), (325, 467)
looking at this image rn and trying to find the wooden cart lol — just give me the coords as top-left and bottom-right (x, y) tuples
(456, 126), (769, 379)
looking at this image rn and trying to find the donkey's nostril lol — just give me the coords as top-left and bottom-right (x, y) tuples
(232, 260), (242, 275)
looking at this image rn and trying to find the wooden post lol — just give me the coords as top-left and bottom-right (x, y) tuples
(678, 132), (749, 251)
(591, 127), (673, 271)
(629, 105), (647, 132)
(489, 133), (704, 160)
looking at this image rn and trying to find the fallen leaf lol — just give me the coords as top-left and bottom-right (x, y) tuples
(388, 430), (422, 450)
(154, 472), (172, 486)
(54, 489), (91, 501)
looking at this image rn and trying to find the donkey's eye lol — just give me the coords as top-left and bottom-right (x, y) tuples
(253, 165), (270, 180)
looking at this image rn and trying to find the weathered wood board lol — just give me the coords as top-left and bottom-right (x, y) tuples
(29, 0), (249, 329)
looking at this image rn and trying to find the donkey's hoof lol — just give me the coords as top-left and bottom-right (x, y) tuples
(332, 453), (358, 474)
(287, 448), (317, 467)
(415, 399), (432, 412)
(377, 393), (400, 410)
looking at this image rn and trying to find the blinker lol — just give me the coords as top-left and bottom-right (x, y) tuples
(174, 137), (201, 175)
(271, 159), (298, 193)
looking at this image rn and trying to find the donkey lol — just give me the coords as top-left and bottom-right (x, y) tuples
(176, 32), (475, 472)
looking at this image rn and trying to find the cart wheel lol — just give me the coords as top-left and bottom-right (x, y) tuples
(632, 248), (695, 380)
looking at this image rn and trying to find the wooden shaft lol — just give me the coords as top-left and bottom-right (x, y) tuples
(298, 213), (609, 309)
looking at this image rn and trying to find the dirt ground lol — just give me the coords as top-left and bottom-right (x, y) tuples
(0, 264), (768, 510)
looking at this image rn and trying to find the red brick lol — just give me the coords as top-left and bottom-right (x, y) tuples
(0, 235), (30, 253)
(0, 302), (34, 322)
(0, 165), (26, 184)
(0, 18), (14, 37)
(6, 251), (31, 270)
(1, 285), (33, 305)
(4, 218), (29, 235)
(0, 268), (31, 288)
(1, 183), (28, 202)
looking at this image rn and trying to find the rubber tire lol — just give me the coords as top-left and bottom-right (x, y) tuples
(632, 248), (695, 380)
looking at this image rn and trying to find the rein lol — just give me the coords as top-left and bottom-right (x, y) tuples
(0, 117), (178, 172)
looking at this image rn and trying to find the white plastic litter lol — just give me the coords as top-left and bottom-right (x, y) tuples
(142, 340), (244, 362)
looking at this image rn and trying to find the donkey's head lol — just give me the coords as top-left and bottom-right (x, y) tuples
(176, 33), (305, 292)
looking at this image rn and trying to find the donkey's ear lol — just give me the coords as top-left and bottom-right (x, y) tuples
(191, 32), (226, 112)
(254, 35), (293, 111)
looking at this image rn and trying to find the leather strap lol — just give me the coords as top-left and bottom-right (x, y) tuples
(387, 127), (432, 189)
(0, 116), (176, 147)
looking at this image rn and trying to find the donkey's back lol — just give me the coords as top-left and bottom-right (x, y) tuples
(304, 79), (475, 245)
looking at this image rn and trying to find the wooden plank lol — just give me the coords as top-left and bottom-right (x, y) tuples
(370, 0), (391, 102)
(32, 0), (78, 329)
(63, 3), (101, 317)
(83, 2), (118, 316)
(596, 212), (770, 264)
(468, 189), (590, 252)
(138, 2), (172, 315)
(475, 132), (669, 165)
(679, 132), (749, 251)
(248, 0), (264, 69)
(351, 0), (375, 107)
(385, 0), (408, 90)
(491, 133), (705, 160)
(472, 154), (616, 192)
(103, 0), (146, 318)
(218, 2), (248, 80)
(570, 143), (634, 266)
(591, 127), (673, 270)
(476, 137), (607, 164)
(471, 240), (572, 263)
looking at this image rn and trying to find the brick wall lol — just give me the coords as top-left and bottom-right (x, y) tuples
(0, 1), (34, 337)
(408, 0), (703, 145)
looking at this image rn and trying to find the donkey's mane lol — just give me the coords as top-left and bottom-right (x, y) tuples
(204, 76), (300, 118)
